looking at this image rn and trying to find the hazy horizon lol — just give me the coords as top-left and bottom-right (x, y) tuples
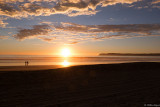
(0, 55), (160, 67)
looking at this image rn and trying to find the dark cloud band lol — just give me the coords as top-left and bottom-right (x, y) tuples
(13, 23), (160, 44)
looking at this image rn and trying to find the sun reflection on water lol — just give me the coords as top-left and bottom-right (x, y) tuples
(61, 60), (70, 67)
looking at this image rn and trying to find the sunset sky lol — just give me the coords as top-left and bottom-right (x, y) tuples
(0, 0), (160, 56)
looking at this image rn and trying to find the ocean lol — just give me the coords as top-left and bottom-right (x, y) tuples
(0, 55), (160, 67)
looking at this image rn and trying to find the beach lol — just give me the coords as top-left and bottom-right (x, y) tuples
(0, 62), (160, 107)
(0, 65), (62, 72)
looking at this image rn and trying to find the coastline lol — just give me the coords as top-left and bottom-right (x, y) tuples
(0, 65), (62, 71)
(0, 61), (159, 72)
(0, 62), (160, 106)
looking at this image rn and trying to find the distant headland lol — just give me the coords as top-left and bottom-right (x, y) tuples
(99, 53), (160, 56)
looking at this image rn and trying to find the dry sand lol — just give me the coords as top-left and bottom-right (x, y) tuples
(0, 62), (160, 107)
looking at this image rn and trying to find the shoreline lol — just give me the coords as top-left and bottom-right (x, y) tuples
(0, 61), (159, 72)
(0, 65), (62, 71)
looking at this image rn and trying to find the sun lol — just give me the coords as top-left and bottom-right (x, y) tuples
(61, 48), (71, 57)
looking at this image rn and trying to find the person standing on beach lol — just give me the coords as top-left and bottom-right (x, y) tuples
(26, 61), (29, 66)
(25, 61), (29, 66)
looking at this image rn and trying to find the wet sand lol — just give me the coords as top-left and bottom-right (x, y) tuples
(0, 62), (160, 107)
(0, 65), (62, 71)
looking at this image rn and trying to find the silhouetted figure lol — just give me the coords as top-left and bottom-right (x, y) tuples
(26, 61), (29, 66)
(25, 61), (29, 66)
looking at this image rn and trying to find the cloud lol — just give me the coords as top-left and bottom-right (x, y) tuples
(13, 22), (160, 44)
(151, 0), (160, 4)
(152, 5), (160, 8)
(54, 22), (160, 35)
(39, 21), (53, 25)
(13, 25), (52, 40)
(102, 0), (140, 7)
(0, 0), (150, 19)
(0, 3), (20, 17)
(69, 41), (79, 44)
(67, 10), (99, 17)
(0, 35), (9, 39)
(151, 0), (160, 8)
(65, 41), (79, 45)
(1, 0), (160, 21)
(38, 37), (56, 42)
(0, 19), (8, 28)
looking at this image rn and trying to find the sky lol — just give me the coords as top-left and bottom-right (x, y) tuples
(0, 0), (160, 56)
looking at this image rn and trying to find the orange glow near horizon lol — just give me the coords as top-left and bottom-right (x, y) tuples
(61, 48), (71, 57)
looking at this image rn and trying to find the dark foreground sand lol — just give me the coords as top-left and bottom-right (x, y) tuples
(0, 62), (160, 107)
